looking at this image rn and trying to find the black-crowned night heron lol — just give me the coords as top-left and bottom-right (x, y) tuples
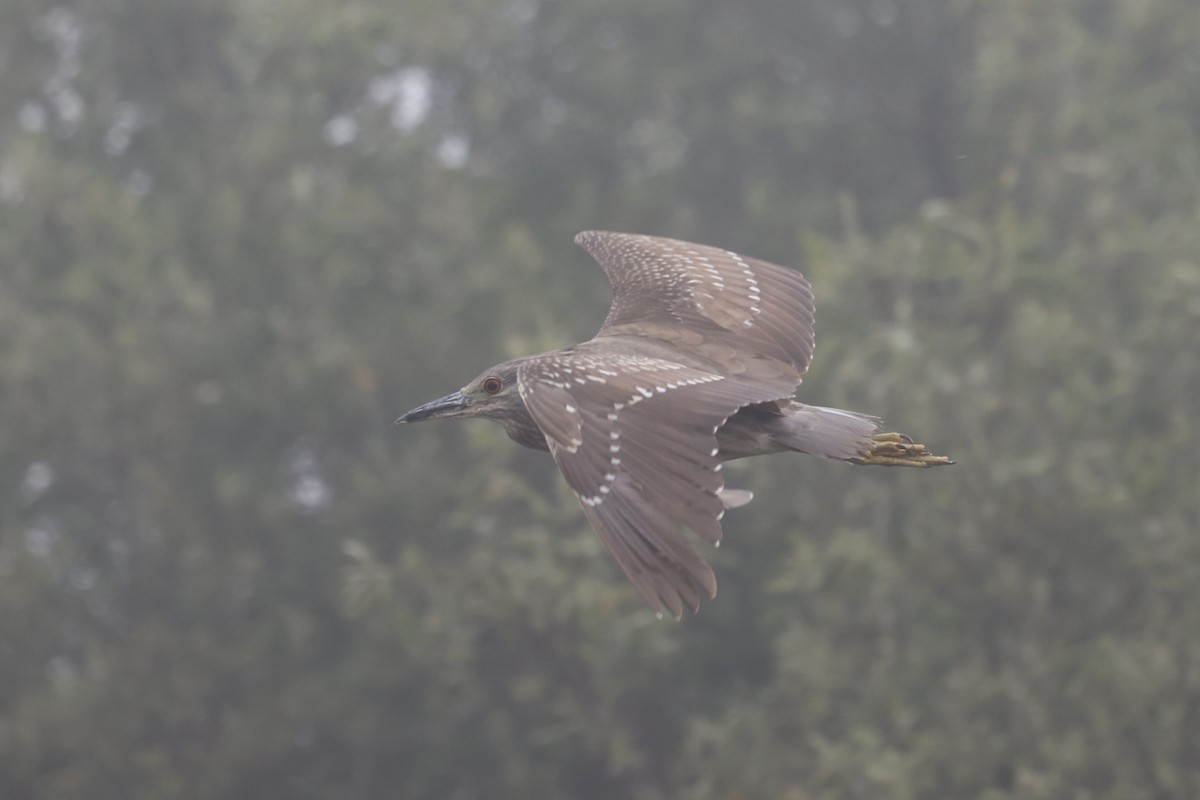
(398, 231), (952, 618)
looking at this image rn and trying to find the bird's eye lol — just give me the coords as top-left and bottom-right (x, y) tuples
(482, 376), (503, 395)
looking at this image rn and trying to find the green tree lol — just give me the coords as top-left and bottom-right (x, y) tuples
(1, 0), (1198, 798)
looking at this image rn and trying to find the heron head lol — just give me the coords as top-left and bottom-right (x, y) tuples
(395, 360), (523, 424)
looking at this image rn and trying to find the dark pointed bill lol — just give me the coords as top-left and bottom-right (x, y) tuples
(395, 390), (469, 424)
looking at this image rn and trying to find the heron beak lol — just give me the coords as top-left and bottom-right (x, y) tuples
(395, 390), (470, 424)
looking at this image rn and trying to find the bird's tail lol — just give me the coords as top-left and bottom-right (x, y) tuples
(773, 403), (956, 467)
(773, 403), (881, 461)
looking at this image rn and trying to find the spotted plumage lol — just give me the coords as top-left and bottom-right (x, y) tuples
(397, 231), (953, 619)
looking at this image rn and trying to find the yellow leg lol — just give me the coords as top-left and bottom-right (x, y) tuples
(851, 432), (956, 467)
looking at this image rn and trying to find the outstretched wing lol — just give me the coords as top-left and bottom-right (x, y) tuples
(575, 231), (817, 378)
(517, 350), (789, 618)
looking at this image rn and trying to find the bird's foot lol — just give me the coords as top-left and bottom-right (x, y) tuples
(852, 432), (955, 467)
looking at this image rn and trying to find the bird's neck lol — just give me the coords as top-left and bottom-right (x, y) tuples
(497, 411), (552, 452)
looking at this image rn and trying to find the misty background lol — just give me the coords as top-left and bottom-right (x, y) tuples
(2, 0), (1199, 797)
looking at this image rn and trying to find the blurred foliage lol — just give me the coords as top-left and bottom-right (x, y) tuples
(2, 0), (1199, 797)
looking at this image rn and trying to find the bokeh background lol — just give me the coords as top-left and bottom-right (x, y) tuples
(3, 1), (1200, 797)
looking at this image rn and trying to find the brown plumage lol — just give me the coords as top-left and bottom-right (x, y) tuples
(397, 232), (953, 618)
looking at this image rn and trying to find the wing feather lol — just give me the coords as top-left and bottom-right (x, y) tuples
(517, 350), (788, 615)
(575, 231), (816, 378)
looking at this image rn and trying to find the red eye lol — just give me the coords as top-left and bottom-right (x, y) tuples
(482, 376), (503, 395)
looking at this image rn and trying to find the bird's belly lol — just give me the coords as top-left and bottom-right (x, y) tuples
(715, 404), (789, 461)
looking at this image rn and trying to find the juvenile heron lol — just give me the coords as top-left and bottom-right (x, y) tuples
(398, 231), (952, 618)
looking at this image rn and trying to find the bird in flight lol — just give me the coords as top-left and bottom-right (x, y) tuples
(397, 232), (952, 618)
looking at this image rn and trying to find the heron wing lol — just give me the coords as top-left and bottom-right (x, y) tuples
(517, 352), (788, 617)
(575, 231), (817, 379)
